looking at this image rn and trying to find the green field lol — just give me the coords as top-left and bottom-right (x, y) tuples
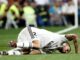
(0, 26), (80, 60)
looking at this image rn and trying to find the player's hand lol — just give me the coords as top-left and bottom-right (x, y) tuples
(8, 40), (17, 48)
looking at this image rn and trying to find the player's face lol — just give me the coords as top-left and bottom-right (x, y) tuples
(62, 43), (70, 53)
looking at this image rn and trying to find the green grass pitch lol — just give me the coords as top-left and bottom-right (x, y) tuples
(0, 26), (80, 60)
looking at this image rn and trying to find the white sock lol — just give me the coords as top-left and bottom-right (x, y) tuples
(8, 50), (22, 55)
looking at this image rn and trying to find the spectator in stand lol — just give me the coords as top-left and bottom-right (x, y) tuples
(23, 1), (37, 27)
(49, 1), (63, 26)
(34, 0), (50, 26)
(61, 0), (75, 25)
(0, 2), (8, 28)
(5, 2), (20, 29)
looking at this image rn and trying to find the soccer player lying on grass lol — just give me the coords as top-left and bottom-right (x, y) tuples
(0, 27), (78, 55)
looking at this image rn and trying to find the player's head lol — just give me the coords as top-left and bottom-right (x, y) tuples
(58, 42), (71, 53)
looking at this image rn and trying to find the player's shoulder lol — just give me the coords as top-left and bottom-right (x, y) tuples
(21, 27), (40, 32)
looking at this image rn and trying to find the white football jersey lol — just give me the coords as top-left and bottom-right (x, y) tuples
(17, 27), (68, 49)
(17, 27), (32, 43)
(31, 27), (68, 49)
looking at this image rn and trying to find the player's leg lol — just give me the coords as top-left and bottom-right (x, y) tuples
(29, 49), (45, 55)
(8, 48), (23, 55)
(0, 48), (23, 55)
(29, 49), (41, 55)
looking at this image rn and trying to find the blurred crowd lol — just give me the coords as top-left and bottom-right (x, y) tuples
(0, 0), (75, 29)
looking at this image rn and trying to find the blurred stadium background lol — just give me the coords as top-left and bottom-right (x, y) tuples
(0, 0), (80, 60)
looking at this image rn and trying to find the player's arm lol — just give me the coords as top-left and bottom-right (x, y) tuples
(29, 49), (42, 55)
(65, 34), (78, 53)
(73, 37), (78, 53)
